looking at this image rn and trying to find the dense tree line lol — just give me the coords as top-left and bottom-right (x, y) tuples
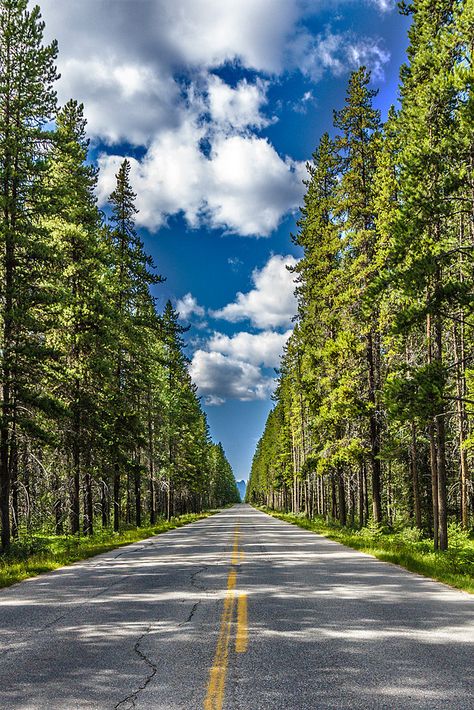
(247, 0), (473, 550)
(0, 0), (239, 550)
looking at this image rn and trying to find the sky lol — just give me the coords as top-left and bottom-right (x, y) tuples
(37, 0), (411, 482)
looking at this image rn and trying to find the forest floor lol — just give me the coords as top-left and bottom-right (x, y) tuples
(260, 508), (474, 594)
(0, 512), (214, 589)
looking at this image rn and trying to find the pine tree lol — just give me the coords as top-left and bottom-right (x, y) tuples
(0, 0), (59, 549)
(333, 67), (383, 522)
(107, 159), (162, 531)
(44, 100), (110, 535)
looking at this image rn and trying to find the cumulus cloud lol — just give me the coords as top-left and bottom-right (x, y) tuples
(208, 330), (292, 368)
(37, 0), (390, 236)
(211, 254), (298, 328)
(176, 293), (205, 320)
(38, 0), (302, 146)
(188, 254), (297, 404)
(189, 350), (275, 405)
(208, 76), (273, 131)
(56, 57), (181, 146)
(97, 123), (306, 236)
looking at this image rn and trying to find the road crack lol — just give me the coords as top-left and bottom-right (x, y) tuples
(179, 601), (199, 626)
(114, 627), (157, 709)
(178, 565), (208, 626)
(190, 564), (208, 591)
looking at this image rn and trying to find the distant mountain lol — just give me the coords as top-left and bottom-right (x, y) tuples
(236, 480), (247, 502)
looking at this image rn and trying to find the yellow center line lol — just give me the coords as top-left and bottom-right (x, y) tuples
(204, 568), (236, 710)
(231, 528), (240, 565)
(204, 525), (248, 710)
(235, 593), (248, 653)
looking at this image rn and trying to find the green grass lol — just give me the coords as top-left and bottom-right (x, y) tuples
(259, 507), (474, 594)
(0, 512), (214, 590)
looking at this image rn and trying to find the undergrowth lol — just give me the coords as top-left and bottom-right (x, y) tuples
(0, 512), (213, 589)
(260, 507), (474, 594)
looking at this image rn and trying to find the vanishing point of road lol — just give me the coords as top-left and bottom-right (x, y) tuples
(0, 505), (473, 709)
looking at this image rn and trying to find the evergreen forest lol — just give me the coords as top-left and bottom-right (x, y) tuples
(0, 0), (239, 553)
(247, 0), (474, 553)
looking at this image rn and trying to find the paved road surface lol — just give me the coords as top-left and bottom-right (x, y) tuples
(1, 505), (473, 709)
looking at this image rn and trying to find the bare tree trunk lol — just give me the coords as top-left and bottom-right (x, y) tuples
(363, 463), (369, 524)
(83, 468), (93, 536)
(454, 316), (469, 528)
(113, 461), (120, 532)
(10, 437), (18, 538)
(134, 456), (141, 528)
(337, 468), (346, 526)
(367, 330), (382, 523)
(427, 314), (439, 549)
(434, 310), (448, 551)
(148, 396), (155, 525)
(358, 464), (365, 528)
(101, 479), (108, 527)
(411, 423), (422, 528)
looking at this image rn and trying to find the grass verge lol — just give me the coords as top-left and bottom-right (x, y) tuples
(259, 507), (474, 595)
(0, 511), (214, 590)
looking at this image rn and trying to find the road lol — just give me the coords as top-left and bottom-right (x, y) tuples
(0, 504), (473, 709)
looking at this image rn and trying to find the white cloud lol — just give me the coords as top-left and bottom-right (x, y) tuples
(37, 0), (390, 237)
(97, 121), (306, 236)
(176, 293), (205, 320)
(292, 29), (391, 82)
(188, 253), (297, 404)
(208, 76), (272, 131)
(368, 0), (396, 10)
(57, 58), (181, 146)
(189, 350), (275, 405)
(208, 330), (292, 368)
(38, 1), (390, 144)
(37, 0), (302, 146)
(212, 254), (298, 328)
(293, 90), (317, 114)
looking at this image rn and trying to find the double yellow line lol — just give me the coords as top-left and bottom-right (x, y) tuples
(204, 528), (248, 710)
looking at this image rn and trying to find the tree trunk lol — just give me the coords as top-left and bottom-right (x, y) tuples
(411, 423), (422, 528)
(83, 469), (93, 536)
(101, 479), (108, 527)
(363, 463), (369, 524)
(331, 474), (337, 520)
(454, 318), (469, 528)
(10, 437), (18, 538)
(358, 464), (365, 528)
(337, 468), (346, 526)
(367, 331), (382, 523)
(71, 418), (80, 534)
(148, 397), (155, 525)
(426, 314), (439, 549)
(349, 473), (355, 528)
(113, 461), (120, 532)
(434, 311), (448, 551)
(134, 459), (141, 528)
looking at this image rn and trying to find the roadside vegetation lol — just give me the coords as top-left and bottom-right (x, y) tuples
(0, 1), (240, 555)
(247, 2), (474, 562)
(262, 508), (474, 595)
(0, 512), (215, 589)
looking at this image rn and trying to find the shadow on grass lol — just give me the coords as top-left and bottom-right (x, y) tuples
(0, 511), (215, 589)
(259, 508), (474, 595)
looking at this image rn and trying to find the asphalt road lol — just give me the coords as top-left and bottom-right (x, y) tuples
(1, 504), (473, 709)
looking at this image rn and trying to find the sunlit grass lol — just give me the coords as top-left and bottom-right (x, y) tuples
(260, 508), (474, 595)
(0, 512), (214, 590)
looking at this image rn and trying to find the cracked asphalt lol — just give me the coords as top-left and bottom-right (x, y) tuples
(0, 505), (473, 709)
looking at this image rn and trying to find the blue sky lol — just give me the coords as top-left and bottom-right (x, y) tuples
(39, 0), (410, 482)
